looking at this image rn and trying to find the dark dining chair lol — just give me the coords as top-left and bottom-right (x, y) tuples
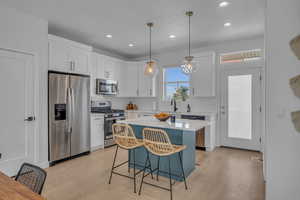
(15, 163), (47, 195)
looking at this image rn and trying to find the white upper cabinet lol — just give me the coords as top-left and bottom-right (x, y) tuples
(90, 52), (156, 98)
(48, 34), (92, 75)
(91, 52), (104, 79)
(118, 62), (139, 97)
(48, 38), (71, 72)
(70, 46), (90, 74)
(92, 53), (118, 80)
(102, 56), (116, 80)
(91, 52), (123, 96)
(137, 62), (156, 97)
(190, 52), (215, 97)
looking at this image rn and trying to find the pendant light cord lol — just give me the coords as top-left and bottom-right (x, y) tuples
(149, 24), (152, 61)
(188, 13), (191, 57)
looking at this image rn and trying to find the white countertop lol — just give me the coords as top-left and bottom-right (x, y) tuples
(118, 116), (211, 131)
(125, 109), (217, 117)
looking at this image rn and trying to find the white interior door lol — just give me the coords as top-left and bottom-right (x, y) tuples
(220, 67), (262, 151)
(0, 49), (35, 176)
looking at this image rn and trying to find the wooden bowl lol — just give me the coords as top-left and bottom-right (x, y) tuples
(154, 113), (170, 122)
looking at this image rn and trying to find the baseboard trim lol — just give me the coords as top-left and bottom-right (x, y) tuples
(91, 145), (104, 152)
(49, 151), (90, 166)
(37, 161), (49, 169)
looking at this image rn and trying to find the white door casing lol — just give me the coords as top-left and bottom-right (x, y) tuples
(220, 67), (262, 151)
(0, 49), (36, 176)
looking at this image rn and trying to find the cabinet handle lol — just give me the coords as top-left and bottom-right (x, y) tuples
(150, 89), (152, 96)
(70, 61), (73, 71)
(73, 61), (75, 71)
(136, 89), (139, 96)
(192, 88), (195, 96)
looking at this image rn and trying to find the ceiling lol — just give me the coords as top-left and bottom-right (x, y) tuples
(0, 0), (265, 59)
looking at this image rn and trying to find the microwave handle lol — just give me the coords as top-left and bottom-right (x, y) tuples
(95, 80), (99, 94)
(116, 83), (119, 94)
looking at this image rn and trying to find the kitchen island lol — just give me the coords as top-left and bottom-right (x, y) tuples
(118, 116), (211, 181)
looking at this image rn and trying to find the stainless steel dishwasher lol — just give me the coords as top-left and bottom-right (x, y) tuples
(181, 115), (206, 150)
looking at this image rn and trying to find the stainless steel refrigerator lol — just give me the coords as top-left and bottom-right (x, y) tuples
(48, 72), (90, 164)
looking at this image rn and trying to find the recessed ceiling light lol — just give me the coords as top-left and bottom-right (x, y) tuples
(105, 34), (112, 38)
(128, 43), (134, 47)
(224, 22), (231, 27)
(219, 1), (229, 7)
(169, 35), (176, 39)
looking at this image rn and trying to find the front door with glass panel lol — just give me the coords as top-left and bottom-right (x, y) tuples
(220, 67), (262, 151)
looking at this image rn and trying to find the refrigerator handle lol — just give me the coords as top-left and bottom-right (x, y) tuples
(71, 88), (75, 131)
(67, 88), (72, 133)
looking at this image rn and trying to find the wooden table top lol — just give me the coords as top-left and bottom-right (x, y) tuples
(0, 172), (46, 200)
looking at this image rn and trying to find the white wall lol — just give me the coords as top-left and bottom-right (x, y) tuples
(265, 0), (300, 199)
(131, 36), (264, 113)
(0, 5), (49, 167)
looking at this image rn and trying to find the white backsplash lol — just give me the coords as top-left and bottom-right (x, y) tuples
(91, 95), (130, 109)
(90, 95), (217, 113)
(129, 97), (217, 113)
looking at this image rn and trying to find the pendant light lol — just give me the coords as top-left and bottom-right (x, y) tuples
(145, 22), (156, 76)
(181, 11), (195, 74)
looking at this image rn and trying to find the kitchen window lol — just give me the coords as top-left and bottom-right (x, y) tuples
(163, 66), (190, 101)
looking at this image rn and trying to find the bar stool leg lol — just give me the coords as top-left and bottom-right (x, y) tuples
(168, 156), (173, 200)
(178, 151), (188, 190)
(156, 156), (160, 181)
(128, 149), (131, 173)
(146, 151), (154, 179)
(138, 152), (150, 195)
(133, 149), (136, 193)
(108, 145), (119, 184)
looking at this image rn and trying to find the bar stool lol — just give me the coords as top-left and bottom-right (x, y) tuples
(108, 123), (144, 193)
(138, 128), (188, 200)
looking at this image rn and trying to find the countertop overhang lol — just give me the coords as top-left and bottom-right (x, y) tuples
(118, 116), (211, 131)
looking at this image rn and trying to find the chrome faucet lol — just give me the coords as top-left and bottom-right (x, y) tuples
(187, 104), (191, 112)
(171, 98), (178, 112)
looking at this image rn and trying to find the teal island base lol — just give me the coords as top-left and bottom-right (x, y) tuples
(128, 124), (196, 181)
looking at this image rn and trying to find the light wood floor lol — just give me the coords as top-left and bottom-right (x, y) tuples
(43, 147), (265, 200)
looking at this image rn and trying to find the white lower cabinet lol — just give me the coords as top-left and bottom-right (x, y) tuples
(126, 112), (139, 119)
(90, 114), (104, 151)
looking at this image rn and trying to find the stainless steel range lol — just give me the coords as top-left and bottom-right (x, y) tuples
(91, 100), (125, 147)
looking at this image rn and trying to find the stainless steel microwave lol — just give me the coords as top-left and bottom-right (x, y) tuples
(96, 79), (118, 95)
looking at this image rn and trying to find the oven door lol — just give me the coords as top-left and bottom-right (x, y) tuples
(104, 117), (125, 141)
(104, 118), (115, 141)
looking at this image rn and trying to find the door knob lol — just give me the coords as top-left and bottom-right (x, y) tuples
(25, 116), (35, 121)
